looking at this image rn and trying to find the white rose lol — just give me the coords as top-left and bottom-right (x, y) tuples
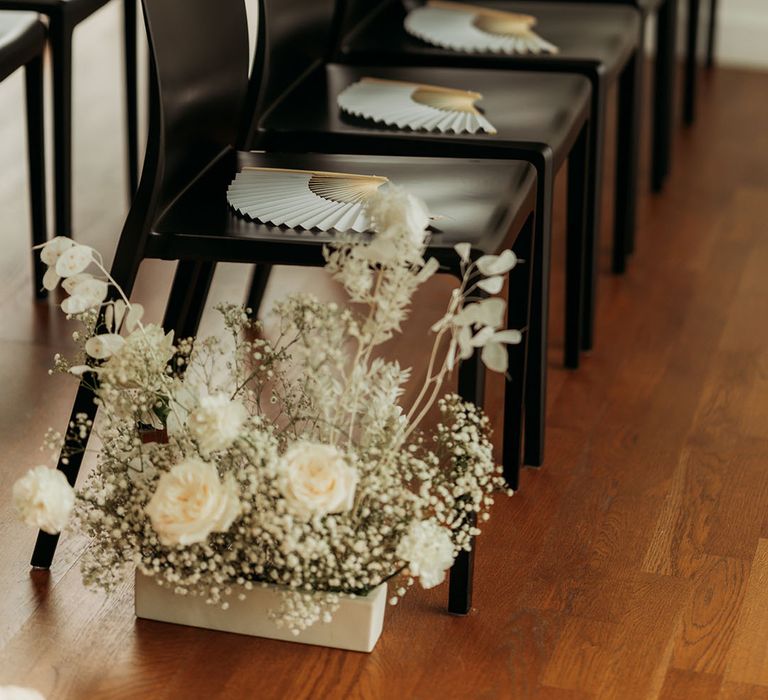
(277, 442), (358, 520)
(0, 686), (47, 700)
(12, 466), (75, 535)
(145, 457), (240, 546)
(396, 520), (455, 589)
(188, 393), (248, 455)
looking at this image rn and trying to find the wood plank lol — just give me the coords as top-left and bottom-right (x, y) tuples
(670, 556), (749, 675)
(659, 669), (723, 699)
(723, 539), (768, 687)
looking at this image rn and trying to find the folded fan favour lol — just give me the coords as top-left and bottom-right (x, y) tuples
(337, 77), (497, 134)
(404, 0), (559, 56)
(226, 167), (389, 232)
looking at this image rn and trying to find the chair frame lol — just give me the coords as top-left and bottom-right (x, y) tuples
(336, 0), (645, 350)
(684, 0), (719, 126)
(0, 0), (139, 237)
(245, 0), (593, 472)
(30, 0), (539, 618)
(0, 13), (48, 295)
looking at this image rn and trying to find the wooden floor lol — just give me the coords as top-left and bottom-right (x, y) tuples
(2, 6), (768, 699)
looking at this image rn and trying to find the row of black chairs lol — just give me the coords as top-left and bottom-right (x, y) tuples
(15, 0), (718, 615)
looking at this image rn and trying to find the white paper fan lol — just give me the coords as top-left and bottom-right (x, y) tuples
(337, 77), (497, 134)
(404, 1), (559, 56)
(226, 167), (388, 232)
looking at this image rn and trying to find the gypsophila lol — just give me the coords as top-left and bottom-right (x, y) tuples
(14, 185), (523, 635)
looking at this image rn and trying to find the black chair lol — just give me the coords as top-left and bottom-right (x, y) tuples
(31, 0), (539, 617)
(245, 0), (593, 473)
(337, 0), (644, 380)
(0, 0), (139, 237)
(0, 12), (47, 295)
(527, 0), (677, 193)
(684, 0), (718, 126)
(704, 0), (717, 70)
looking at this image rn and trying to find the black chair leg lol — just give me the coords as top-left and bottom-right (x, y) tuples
(580, 83), (607, 353)
(565, 123), (588, 369)
(614, 50), (641, 274)
(627, 22), (645, 258)
(684, 0), (701, 126)
(124, 0), (139, 197)
(30, 251), (147, 568)
(31, 380), (99, 568)
(163, 260), (217, 338)
(652, 0), (678, 192)
(706, 0), (718, 68)
(246, 264), (273, 317)
(49, 12), (73, 237)
(502, 213), (535, 491)
(25, 55), (47, 298)
(449, 326), (486, 615)
(523, 170), (552, 468)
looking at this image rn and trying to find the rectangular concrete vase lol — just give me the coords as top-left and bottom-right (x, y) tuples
(134, 571), (387, 653)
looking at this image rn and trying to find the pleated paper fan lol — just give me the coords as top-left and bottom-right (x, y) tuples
(226, 167), (389, 232)
(337, 77), (497, 134)
(404, 1), (559, 56)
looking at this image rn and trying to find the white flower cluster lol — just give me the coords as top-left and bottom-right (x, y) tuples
(14, 183), (523, 635)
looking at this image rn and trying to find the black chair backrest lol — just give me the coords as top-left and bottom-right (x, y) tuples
(253, 0), (341, 119)
(338, 0), (415, 39)
(141, 0), (250, 217)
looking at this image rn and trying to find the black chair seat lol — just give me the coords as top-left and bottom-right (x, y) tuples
(260, 64), (591, 172)
(0, 11), (44, 81)
(0, 0), (110, 25)
(150, 149), (536, 268)
(342, 1), (641, 81)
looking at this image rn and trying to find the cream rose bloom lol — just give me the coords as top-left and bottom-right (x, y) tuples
(145, 457), (240, 546)
(188, 393), (248, 455)
(396, 520), (455, 589)
(277, 442), (358, 520)
(12, 466), (75, 535)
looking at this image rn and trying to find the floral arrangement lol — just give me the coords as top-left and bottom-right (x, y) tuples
(12, 186), (521, 635)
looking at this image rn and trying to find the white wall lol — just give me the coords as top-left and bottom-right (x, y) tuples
(714, 0), (768, 69)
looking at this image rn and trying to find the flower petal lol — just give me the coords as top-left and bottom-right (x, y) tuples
(492, 329), (523, 345)
(477, 275), (504, 294)
(454, 242), (471, 263)
(85, 333), (125, 359)
(68, 365), (91, 376)
(476, 250), (518, 276)
(124, 303), (144, 332)
(40, 236), (74, 265)
(473, 298), (506, 329)
(113, 300), (127, 330)
(481, 342), (508, 373)
(61, 295), (90, 315)
(457, 325), (474, 359)
(62, 273), (93, 295)
(415, 257), (440, 283)
(42, 267), (60, 291)
(470, 326), (495, 347)
(55, 244), (93, 278)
